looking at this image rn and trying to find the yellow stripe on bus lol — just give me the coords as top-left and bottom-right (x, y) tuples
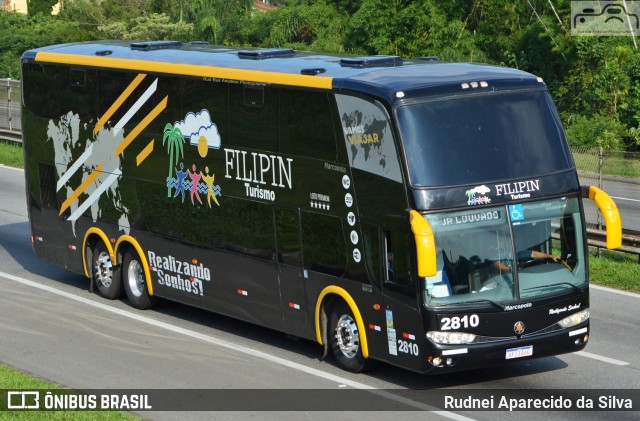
(35, 52), (334, 90)
(94, 73), (146, 135)
(59, 163), (103, 216)
(136, 139), (155, 166)
(114, 96), (167, 156)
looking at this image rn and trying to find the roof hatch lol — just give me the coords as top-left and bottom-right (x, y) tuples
(130, 41), (183, 51)
(238, 49), (296, 60)
(340, 56), (403, 68)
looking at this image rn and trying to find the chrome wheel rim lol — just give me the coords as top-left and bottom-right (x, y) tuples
(94, 251), (113, 288)
(334, 314), (360, 358)
(127, 259), (145, 298)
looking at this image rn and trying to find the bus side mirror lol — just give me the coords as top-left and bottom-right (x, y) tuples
(581, 185), (622, 249)
(409, 210), (437, 277)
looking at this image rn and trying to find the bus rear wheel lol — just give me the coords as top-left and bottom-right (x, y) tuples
(122, 248), (156, 310)
(329, 300), (371, 373)
(91, 241), (121, 299)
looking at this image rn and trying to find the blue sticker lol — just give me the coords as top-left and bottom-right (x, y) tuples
(509, 204), (525, 221)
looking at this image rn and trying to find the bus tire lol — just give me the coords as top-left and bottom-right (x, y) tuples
(122, 248), (156, 310)
(91, 241), (121, 299)
(329, 300), (370, 373)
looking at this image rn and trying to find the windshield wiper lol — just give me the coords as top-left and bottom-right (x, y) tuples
(524, 282), (582, 293)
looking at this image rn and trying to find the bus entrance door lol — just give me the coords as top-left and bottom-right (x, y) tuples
(274, 207), (308, 338)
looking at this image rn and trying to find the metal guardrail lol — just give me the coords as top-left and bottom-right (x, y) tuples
(0, 78), (20, 133)
(0, 129), (21, 143)
(587, 228), (640, 261)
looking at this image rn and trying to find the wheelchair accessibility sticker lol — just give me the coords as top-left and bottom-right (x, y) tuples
(509, 204), (525, 221)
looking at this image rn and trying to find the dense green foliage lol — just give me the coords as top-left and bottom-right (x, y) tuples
(2, 0), (640, 151)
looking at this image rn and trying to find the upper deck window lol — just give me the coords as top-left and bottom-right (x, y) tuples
(396, 90), (573, 187)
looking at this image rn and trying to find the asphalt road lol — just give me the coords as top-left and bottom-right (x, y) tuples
(0, 165), (639, 420)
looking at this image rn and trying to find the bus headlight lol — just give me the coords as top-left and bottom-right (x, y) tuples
(557, 309), (589, 328)
(426, 331), (476, 344)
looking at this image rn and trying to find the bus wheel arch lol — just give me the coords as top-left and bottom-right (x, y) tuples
(115, 236), (156, 310)
(315, 287), (371, 372)
(83, 230), (121, 299)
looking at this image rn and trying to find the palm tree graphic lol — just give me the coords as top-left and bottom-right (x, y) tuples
(163, 123), (185, 197)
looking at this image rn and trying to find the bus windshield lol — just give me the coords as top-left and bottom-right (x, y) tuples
(422, 197), (586, 307)
(397, 90), (574, 187)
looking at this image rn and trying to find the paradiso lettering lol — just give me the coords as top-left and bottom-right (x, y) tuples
(224, 148), (294, 202)
(147, 251), (212, 296)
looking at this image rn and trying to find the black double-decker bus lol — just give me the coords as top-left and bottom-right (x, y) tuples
(21, 41), (621, 373)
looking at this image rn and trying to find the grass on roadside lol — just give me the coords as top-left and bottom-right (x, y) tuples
(572, 150), (640, 178)
(0, 364), (138, 420)
(0, 140), (23, 169)
(588, 248), (640, 292)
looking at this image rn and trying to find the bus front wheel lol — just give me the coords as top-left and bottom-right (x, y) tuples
(122, 248), (156, 310)
(91, 241), (121, 299)
(329, 300), (370, 373)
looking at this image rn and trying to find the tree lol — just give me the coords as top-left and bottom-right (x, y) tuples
(251, 3), (346, 52)
(344, 0), (485, 61)
(98, 13), (194, 41)
(27, 0), (57, 16)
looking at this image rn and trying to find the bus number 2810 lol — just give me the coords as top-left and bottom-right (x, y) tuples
(440, 314), (480, 330)
(397, 340), (419, 356)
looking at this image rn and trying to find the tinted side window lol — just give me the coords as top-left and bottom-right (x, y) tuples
(229, 85), (278, 152)
(60, 68), (97, 123)
(280, 89), (336, 160)
(22, 63), (60, 119)
(384, 230), (415, 297)
(301, 212), (346, 277)
(334, 94), (402, 183)
(361, 222), (382, 290)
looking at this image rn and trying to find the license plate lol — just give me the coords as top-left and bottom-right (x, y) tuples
(505, 345), (533, 359)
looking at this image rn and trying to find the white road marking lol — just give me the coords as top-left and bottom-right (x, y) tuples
(0, 164), (23, 172)
(0, 270), (472, 420)
(575, 351), (629, 366)
(590, 284), (640, 299)
(611, 196), (640, 203)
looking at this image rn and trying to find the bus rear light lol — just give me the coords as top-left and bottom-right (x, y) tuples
(427, 331), (476, 344)
(558, 309), (589, 329)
